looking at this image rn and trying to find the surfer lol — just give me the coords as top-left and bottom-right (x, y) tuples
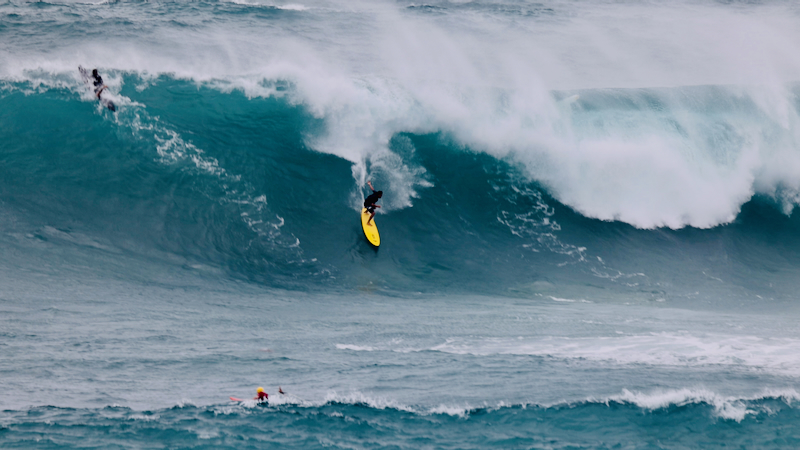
(364, 181), (382, 225)
(254, 387), (268, 403)
(78, 66), (116, 112)
(90, 69), (107, 98)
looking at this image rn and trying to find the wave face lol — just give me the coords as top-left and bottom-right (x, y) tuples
(4, 75), (800, 299)
(4, 0), (800, 448)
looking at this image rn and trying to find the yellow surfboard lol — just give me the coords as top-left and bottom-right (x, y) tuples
(361, 208), (380, 247)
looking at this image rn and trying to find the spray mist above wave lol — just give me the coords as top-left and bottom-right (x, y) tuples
(3, 0), (800, 228)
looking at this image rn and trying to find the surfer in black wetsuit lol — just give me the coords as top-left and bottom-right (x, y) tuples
(364, 180), (382, 225)
(91, 69), (107, 98)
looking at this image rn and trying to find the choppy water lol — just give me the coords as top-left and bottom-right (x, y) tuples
(3, 0), (800, 448)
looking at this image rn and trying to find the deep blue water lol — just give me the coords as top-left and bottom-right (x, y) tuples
(3, 0), (800, 448)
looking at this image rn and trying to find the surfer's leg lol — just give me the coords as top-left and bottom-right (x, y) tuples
(367, 211), (375, 225)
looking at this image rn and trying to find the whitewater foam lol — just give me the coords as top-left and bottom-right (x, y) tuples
(423, 332), (800, 376)
(323, 391), (415, 414)
(609, 387), (800, 422)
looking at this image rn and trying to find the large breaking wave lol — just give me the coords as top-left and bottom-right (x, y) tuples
(3, 0), (800, 298)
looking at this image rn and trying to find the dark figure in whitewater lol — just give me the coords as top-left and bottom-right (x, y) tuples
(78, 66), (116, 112)
(91, 69), (107, 98)
(364, 181), (383, 225)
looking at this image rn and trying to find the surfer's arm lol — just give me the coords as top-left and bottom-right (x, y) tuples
(367, 181), (375, 192)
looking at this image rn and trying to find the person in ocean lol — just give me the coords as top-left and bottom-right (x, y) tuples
(254, 387), (268, 403)
(91, 69), (107, 98)
(364, 180), (382, 225)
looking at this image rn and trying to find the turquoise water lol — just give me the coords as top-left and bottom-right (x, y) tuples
(3, 0), (800, 448)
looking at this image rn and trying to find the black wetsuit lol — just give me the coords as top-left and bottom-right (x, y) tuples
(93, 75), (103, 93)
(364, 192), (381, 213)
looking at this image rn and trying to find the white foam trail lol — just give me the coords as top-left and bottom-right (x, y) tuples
(127, 413), (161, 422)
(335, 343), (376, 352)
(223, 0), (310, 10)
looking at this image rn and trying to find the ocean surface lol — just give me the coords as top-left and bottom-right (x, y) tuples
(3, 0), (800, 448)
